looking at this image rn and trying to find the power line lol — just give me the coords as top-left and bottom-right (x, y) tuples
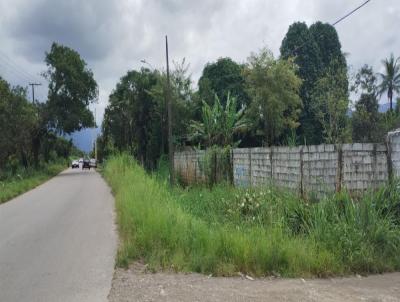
(288, 0), (371, 57)
(0, 58), (32, 84)
(0, 64), (30, 84)
(331, 0), (371, 26)
(0, 49), (42, 81)
(194, 1), (372, 83)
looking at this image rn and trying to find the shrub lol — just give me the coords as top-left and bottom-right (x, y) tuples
(105, 154), (400, 276)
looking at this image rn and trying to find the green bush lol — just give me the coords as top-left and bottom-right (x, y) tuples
(0, 162), (66, 204)
(105, 154), (400, 277)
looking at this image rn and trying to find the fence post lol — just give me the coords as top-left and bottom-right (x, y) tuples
(229, 148), (234, 185)
(300, 146), (304, 198)
(386, 135), (393, 183)
(336, 144), (343, 192)
(248, 148), (252, 186)
(270, 147), (274, 186)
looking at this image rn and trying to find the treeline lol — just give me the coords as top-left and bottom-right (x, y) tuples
(99, 21), (400, 169)
(0, 42), (98, 177)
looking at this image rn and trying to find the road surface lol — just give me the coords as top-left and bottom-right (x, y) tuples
(0, 168), (117, 302)
(109, 263), (400, 302)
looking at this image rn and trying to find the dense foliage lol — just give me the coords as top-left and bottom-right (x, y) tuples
(244, 49), (302, 145)
(280, 21), (348, 144)
(0, 42), (94, 179)
(98, 21), (400, 171)
(101, 62), (194, 168)
(198, 57), (249, 109)
(44, 42), (98, 134)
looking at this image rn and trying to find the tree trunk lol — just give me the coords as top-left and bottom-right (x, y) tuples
(32, 134), (41, 168)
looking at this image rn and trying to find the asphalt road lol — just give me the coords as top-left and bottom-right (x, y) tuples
(0, 167), (117, 302)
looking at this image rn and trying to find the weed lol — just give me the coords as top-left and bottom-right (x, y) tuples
(104, 154), (400, 277)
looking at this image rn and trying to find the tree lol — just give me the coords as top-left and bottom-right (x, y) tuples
(189, 93), (247, 147)
(351, 64), (382, 142)
(311, 60), (350, 144)
(378, 53), (400, 111)
(280, 22), (322, 144)
(309, 22), (346, 69)
(280, 21), (347, 144)
(0, 76), (74, 174)
(198, 57), (249, 109)
(44, 42), (98, 134)
(0, 79), (37, 170)
(149, 59), (195, 151)
(102, 68), (161, 168)
(102, 59), (197, 168)
(244, 48), (302, 146)
(352, 64), (378, 96)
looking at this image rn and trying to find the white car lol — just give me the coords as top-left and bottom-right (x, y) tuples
(71, 160), (79, 169)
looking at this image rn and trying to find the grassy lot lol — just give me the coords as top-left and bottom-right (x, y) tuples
(0, 162), (67, 204)
(104, 154), (400, 277)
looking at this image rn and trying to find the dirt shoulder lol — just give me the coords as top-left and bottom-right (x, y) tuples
(108, 263), (400, 302)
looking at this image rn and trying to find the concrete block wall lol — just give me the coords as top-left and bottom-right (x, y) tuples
(232, 148), (252, 187)
(302, 144), (339, 196)
(174, 150), (205, 184)
(271, 146), (302, 191)
(174, 130), (400, 195)
(388, 130), (400, 177)
(341, 143), (388, 191)
(249, 148), (272, 186)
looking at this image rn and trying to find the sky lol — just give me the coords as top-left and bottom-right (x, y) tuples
(0, 0), (399, 125)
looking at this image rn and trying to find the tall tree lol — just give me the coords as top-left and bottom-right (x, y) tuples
(44, 42), (98, 134)
(198, 57), (249, 109)
(280, 21), (348, 144)
(0, 79), (37, 170)
(309, 22), (346, 69)
(351, 66), (381, 142)
(149, 59), (194, 151)
(311, 60), (349, 144)
(244, 48), (302, 146)
(280, 22), (322, 144)
(378, 53), (400, 111)
(103, 68), (160, 168)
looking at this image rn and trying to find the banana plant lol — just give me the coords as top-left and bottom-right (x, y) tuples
(189, 92), (248, 147)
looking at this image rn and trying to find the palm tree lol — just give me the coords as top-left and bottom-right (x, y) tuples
(378, 53), (400, 111)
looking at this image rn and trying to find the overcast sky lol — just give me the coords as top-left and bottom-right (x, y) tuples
(0, 0), (398, 124)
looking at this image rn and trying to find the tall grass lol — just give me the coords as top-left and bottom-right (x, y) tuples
(0, 162), (66, 204)
(104, 154), (400, 277)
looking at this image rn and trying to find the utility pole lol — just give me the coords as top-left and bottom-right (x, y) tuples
(29, 83), (41, 104)
(165, 35), (174, 185)
(94, 107), (97, 162)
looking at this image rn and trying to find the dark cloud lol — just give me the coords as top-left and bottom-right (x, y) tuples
(5, 0), (121, 62)
(0, 0), (399, 124)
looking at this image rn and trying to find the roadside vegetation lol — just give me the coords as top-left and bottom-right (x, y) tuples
(0, 161), (66, 204)
(99, 21), (400, 278)
(0, 42), (96, 202)
(104, 154), (400, 277)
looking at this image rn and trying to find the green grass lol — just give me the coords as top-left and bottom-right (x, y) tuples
(0, 162), (67, 204)
(104, 154), (400, 277)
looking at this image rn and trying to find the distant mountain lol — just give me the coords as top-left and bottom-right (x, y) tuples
(66, 127), (101, 153)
